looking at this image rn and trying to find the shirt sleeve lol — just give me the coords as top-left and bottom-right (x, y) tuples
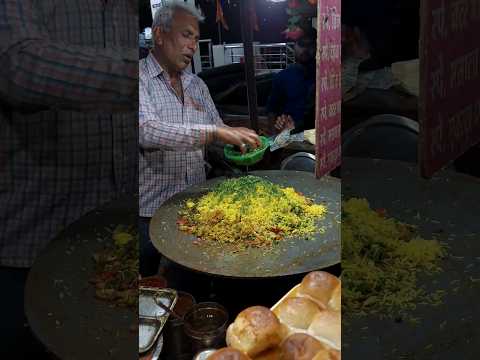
(0, 0), (138, 112)
(138, 76), (217, 151)
(198, 78), (225, 127)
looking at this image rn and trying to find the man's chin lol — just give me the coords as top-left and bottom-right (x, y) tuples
(177, 62), (190, 71)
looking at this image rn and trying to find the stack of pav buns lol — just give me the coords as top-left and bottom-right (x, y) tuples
(207, 347), (252, 360)
(208, 271), (341, 360)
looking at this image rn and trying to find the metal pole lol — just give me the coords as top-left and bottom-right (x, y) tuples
(239, 0), (259, 132)
(217, 21), (222, 44)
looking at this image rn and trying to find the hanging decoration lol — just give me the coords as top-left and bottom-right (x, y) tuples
(283, 0), (316, 40)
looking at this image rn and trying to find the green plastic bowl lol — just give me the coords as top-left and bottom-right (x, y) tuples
(224, 136), (270, 166)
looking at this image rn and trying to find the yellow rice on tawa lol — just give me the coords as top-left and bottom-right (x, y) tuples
(342, 198), (446, 317)
(177, 176), (327, 251)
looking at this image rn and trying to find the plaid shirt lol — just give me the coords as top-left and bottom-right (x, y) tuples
(0, 0), (138, 268)
(139, 53), (223, 217)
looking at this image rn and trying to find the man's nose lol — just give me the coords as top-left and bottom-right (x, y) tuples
(188, 40), (198, 52)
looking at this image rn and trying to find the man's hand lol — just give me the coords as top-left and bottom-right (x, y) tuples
(216, 127), (261, 154)
(274, 115), (295, 132)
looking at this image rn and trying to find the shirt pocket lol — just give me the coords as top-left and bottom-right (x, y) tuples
(183, 104), (212, 126)
(184, 93), (213, 124)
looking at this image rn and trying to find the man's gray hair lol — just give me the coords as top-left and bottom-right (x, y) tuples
(152, 1), (205, 32)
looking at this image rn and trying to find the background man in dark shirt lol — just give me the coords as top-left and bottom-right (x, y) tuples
(266, 28), (317, 133)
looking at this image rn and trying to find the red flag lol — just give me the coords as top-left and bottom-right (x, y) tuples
(216, 0), (229, 30)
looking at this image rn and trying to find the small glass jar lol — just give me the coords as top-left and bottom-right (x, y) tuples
(183, 302), (229, 354)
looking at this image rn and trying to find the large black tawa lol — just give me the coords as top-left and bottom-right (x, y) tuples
(342, 158), (480, 360)
(25, 196), (137, 360)
(151, 171), (341, 278)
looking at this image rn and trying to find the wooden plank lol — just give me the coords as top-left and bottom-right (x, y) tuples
(419, 0), (480, 177)
(315, 0), (342, 178)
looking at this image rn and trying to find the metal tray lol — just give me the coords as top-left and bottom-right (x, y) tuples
(139, 287), (178, 354)
(151, 335), (164, 360)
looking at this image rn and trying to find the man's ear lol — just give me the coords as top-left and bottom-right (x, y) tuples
(153, 27), (163, 46)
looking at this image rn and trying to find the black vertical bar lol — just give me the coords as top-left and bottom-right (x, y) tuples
(239, 0), (259, 132)
(217, 21), (222, 44)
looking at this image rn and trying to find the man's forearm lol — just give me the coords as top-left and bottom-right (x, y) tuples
(0, 0), (137, 112)
(0, 41), (137, 112)
(139, 121), (217, 151)
(268, 112), (278, 122)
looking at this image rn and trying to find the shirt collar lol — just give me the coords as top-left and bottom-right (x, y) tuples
(146, 52), (195, 88)
(145, 52), (164, 78)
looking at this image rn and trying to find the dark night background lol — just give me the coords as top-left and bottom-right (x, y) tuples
(139, 0), (421, 65)
(342, 0), (420, 65)
(139, 0), (290, 44)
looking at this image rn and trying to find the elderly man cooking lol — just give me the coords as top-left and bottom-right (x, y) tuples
(139, 1), (261, 276)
